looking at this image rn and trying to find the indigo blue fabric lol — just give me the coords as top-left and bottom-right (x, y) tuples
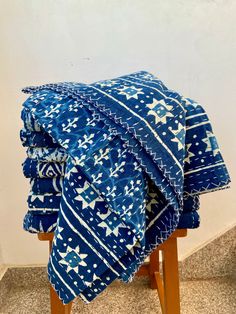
(27, 193), (61, 210)
(20, 129), (59, 147)
(24, 182), (200, 233)
(183, 194), (200, 212)
(23, 207), (200, 233)
(26, 147), (68, 163)
(20, 71), (230, 304)
(178, 211), (200, 229)
(23, 211), (58, 233)
(22, 158), (65, 178)
(30, 177), (63, 194)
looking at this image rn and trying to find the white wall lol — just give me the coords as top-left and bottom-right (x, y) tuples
(0, 0), (235, 265)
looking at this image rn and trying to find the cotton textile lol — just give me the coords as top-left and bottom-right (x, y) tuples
(20, 71), (230, 304)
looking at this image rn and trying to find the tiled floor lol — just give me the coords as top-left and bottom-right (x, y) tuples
(0, 277), (235, 314)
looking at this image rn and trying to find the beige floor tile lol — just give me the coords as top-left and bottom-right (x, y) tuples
(0, 277), (235, 314)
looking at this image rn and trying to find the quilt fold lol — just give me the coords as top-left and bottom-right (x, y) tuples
(20, 71), (230, 304)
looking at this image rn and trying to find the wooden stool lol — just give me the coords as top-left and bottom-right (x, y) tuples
(38, 229), (187, 314)
(136, 228), (187, 314)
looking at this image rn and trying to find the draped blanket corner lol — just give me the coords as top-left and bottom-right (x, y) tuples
(20, 71), (230, 304)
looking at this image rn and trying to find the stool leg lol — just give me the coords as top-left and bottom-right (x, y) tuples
(149, 249), (166, 312)
(49, 240), (73, 314)
(161, 237), (180, 314)
(50, 286), (73, 314)
(149, 249), (159, 289)
(154, 271), (165, 314)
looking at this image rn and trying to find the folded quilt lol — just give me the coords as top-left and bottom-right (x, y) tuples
(30, 177), (63, 194)
(27, 147), (68, 163)
(23, 191), (200, 233)
(20, 129), (59, 147)
(22, 158), (65, 178)
(23, 209), (200, 234)
(20, 71), (230, 304)
(27, 193), (61, 209)
(177, 211), (200, 229)
(23, 211), (58, 233)
(21, 108), (41, 132)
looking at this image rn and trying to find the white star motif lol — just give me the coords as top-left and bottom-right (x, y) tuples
(57, 226), (64, 240)
(97, 220), (127, 237)
(147, 98), (174, 124)
(169, 123), (185, 151)
(127, 240), (141, 255)
(117, 85), (144, 100)
(202, 130), (220, 156)
(84, 274), (101, 287)
(59, 246), (88, 274)
(53, 226), (64, 246)
(184, 143), (195, 164)
(97, 210), (127, 237)
(96, 80), (117, 88)
(74, 181), (102, 209)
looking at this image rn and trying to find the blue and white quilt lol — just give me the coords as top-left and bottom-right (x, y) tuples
(20, 71), (230, 304)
